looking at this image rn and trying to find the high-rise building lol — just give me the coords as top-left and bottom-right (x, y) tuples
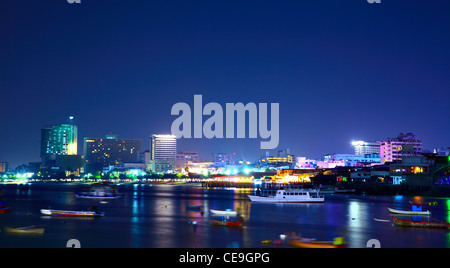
(149, 134), (177, 173)
(41, 124), (78, 166)
(352, 141), (380, 155)
(0, 161), (7, 173)
(151, 134), (177, 161)
(84, 135), (142, 173)
(380, 133), (422, 164)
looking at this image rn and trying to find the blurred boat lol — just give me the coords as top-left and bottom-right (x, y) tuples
(210, 209), (238, 216)
(0, 201), (10, 214)
(75, 185), (122, 199)
(392, 216), (450, 229)
(41, 209), (104, 217)
(287, 236), (347, 248)
(0, 208), (10, 214)
(210, 216), (244, 227)
(388, 207), (430, 216)
(5, 226), (45, 235)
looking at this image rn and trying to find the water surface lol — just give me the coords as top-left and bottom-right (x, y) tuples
(1, 183), (449, 248)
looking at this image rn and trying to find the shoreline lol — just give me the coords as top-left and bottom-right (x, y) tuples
(2, 181), (449, 198)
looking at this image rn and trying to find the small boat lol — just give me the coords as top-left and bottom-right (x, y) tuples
(0, 201), (11, 214)
(5, 226), (45, 235)
(392, 216), (450, 229)
(210, 216), (244, 227)
(388, 207), (430, 216)
(40, 209), (104, 217)
(0, 207), (11, 214)
(287, 236), (347, 249)
(210, 209), (238, 216)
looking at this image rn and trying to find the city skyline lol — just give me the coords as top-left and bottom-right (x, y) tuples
(1, 0), (449, 168)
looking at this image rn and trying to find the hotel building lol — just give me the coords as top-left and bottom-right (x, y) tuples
(84, 134), (142, 173)
(149, 134), (177, 173)
(380, 133), (422, 164)
(40, 124), (78, 166)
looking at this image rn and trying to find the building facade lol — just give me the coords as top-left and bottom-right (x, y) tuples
(84, 135), (142, 173)
(149, 134), (177, 173)
(352, 141), (380, 155)
(176, 151), (199, 169)
(41, 124), (78, 159)
(322, 153), (381, 167)
(380, 133), (422, 164)
(214, 153), (235, 164)
(40, 124), (78, 170)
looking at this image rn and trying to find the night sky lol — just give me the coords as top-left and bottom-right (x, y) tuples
(1, 0), (449, 168)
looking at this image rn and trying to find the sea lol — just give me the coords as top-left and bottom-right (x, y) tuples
(1, 183), (450, 248)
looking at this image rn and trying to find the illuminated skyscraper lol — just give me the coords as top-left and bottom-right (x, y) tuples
(151, 134), (177, 161)
(41, 124), (78, 165)
(150, 134), (177, 172)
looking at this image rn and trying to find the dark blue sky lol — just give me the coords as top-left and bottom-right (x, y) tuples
(1, 0), (449, 168)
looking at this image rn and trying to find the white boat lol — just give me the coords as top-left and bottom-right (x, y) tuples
(387, 207), (431, 216)
(210, 209), (239, 216)
(248, 188), (325, 203)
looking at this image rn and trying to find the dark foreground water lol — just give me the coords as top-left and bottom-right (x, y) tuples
(1, 183), (450, 248)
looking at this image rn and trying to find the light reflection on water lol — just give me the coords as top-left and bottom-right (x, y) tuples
(1, 183), (450, 248)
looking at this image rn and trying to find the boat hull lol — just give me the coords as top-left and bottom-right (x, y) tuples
(40, 209), (104, 217)
(392, 217), (450, 229)
(287, 238), (347, 248)
(248, 195), (325, 203)
(0, 207), (11, 214)
(5, 227), (45, 235)
(210, 220), (244, 227)
(388, 207), (430, 216)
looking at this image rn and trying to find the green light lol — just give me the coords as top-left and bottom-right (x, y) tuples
(447, 200), (450, 224)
